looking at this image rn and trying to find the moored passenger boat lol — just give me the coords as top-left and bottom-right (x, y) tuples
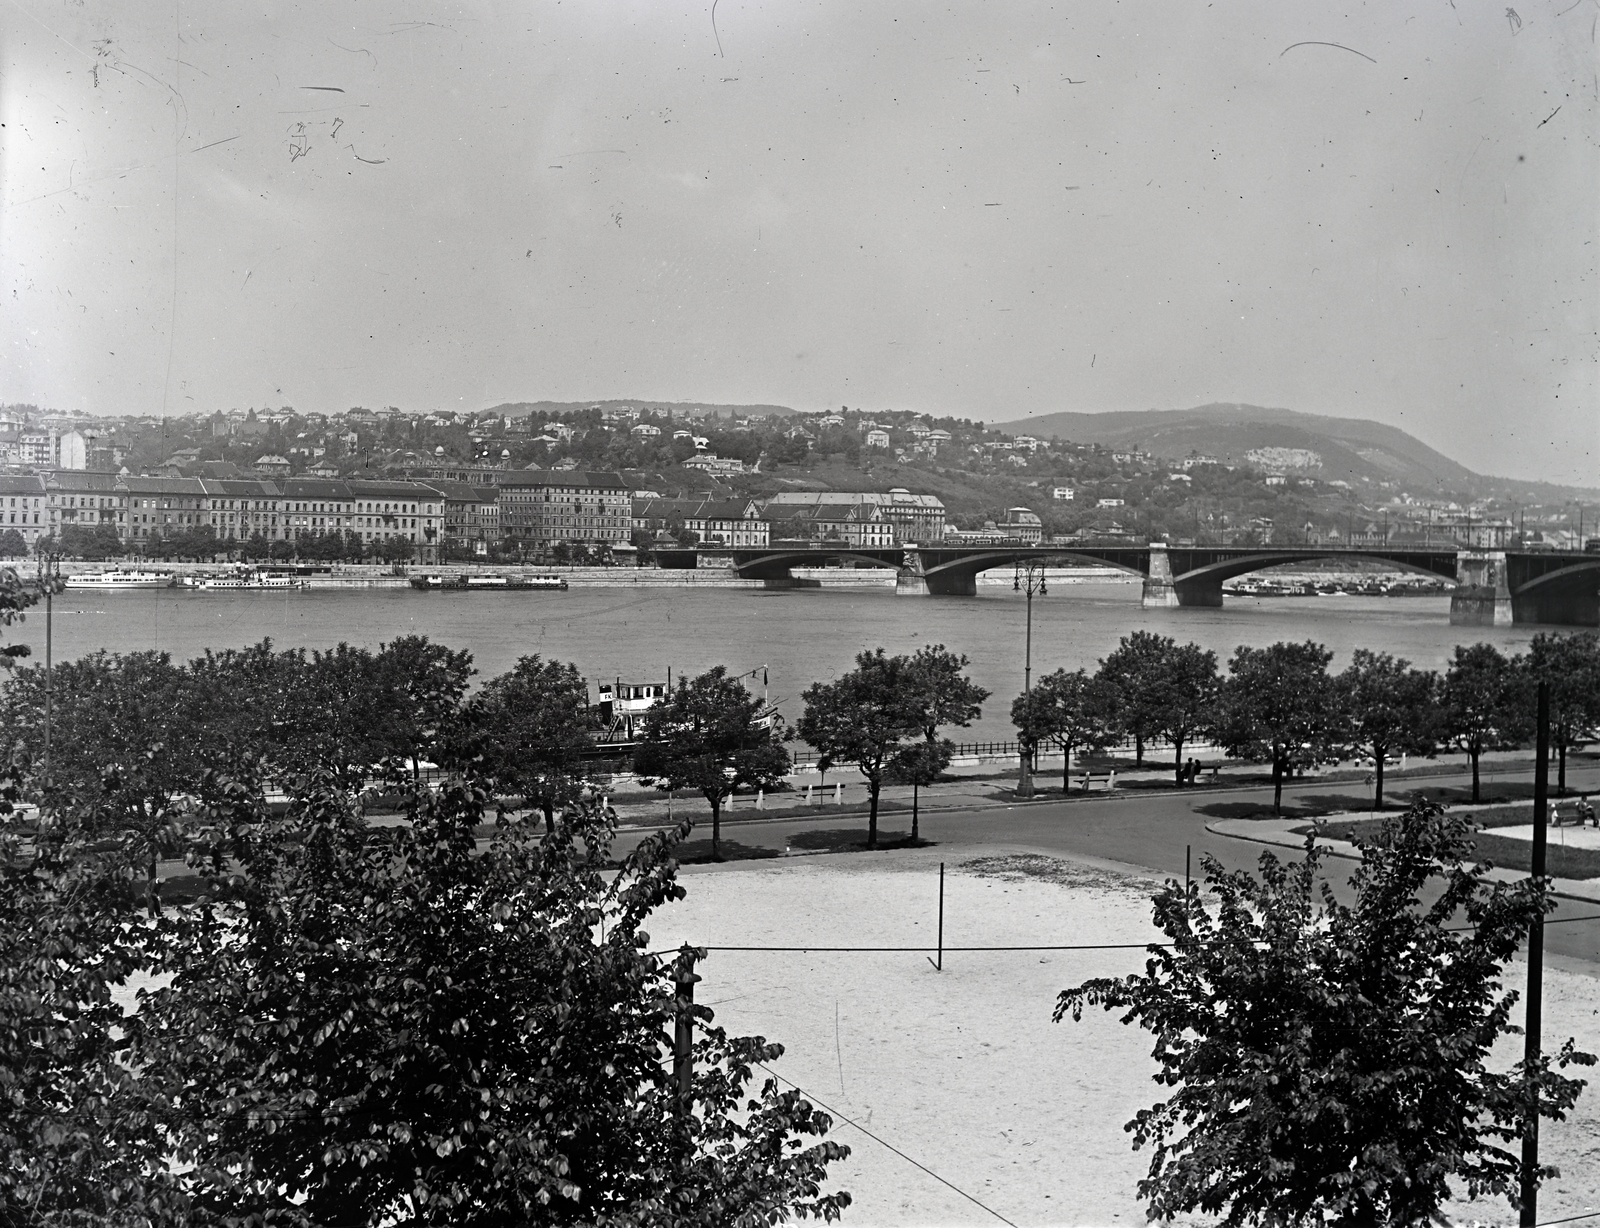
(65, 570), (175, 590)
(408, 573), (568, 592)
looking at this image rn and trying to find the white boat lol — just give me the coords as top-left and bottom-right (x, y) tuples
(197, 570), (305, 591)
(65, 570), (174, 590)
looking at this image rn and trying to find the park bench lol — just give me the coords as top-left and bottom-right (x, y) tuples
(1552, 800), (1596, 827)
(1079, 769), (1117, 794)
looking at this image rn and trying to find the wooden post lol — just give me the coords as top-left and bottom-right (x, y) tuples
(927, 862), (945, 971)
(1520, 681), (1550, 1227)
(673, 946), (700, 1111)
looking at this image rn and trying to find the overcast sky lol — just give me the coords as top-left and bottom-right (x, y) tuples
(3, 1), (1595, 483)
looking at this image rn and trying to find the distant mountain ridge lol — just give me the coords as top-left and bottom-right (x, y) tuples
(992, 403), (1479, 490)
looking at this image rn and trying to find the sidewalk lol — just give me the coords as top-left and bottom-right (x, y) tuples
(607, 748), (1589, 833)
(1206, 814), (1600, 907)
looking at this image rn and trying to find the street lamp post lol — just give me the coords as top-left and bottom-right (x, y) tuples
(1014, 558), (1047, 798)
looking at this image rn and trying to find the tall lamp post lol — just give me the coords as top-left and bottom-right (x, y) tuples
(1014, 558), (1047, 798)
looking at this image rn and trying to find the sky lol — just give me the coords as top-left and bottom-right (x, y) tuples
(2, 1), (1596, 483)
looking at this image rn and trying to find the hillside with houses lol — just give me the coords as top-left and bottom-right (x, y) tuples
(1, 400), (1594, 561)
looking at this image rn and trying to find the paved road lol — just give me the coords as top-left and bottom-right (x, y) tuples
(619, 762), (1600, 967)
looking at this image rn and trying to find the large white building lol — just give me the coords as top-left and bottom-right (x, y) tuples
(760, 487), (945, 543)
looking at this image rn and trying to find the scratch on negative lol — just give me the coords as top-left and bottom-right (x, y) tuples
(303, 85), (345, 92)
(1537, 106), (1561, 127)
(1279, 41), (1377, 64)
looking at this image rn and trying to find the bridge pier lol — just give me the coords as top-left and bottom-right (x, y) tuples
(1450, 551), (1513, 627)
(896, 569), (929, 596)
(896, 568), (977, 597)
(1141, 543), (1224, 608)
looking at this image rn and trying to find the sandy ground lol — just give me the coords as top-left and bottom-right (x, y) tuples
(647, 848), (1600, 1228)
(105, 844), (1599, 1226)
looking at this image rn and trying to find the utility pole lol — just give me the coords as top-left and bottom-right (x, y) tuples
(1013, 558), (1046, 798)
(1520, 681), (1550, 1227)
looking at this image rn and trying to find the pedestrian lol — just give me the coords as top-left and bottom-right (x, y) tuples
(1578, 794), (1596, 828)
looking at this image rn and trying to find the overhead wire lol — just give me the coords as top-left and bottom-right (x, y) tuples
(752, 1060), (1019, 1226)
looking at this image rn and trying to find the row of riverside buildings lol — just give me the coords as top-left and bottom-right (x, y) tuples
(0, 468), (950, 559)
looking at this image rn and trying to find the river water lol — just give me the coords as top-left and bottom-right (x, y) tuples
(3, 579), (1565, 742)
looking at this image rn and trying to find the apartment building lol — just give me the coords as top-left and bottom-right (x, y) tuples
(498, 470), (630, 553)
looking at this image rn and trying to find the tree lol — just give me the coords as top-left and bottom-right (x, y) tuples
(897, 644), (987, 833)
(1336, 648), (1439, 809)
(1013, 668), (1114, 792)
(903, 644), (989, 744)
(58, 522), (125, 560)
(185, 640), (298, 788)
(0, 563), (46, 667)
(371, 635), (475, 780)
(1147, 641), (1220, 786)
(265, 644), (392, 786)
(1214, 641), (1339, 814)
(633, 666), (790, 860)
(1095, 630), (1178, 765)
(129, 776), (851, 1224)
(0, 527), (25, 558)
(1522, 632), (1600, 794)
(797, 649), (921, 850)
(1442, 643), (1532, 803)
(887, 737), (949, 842)
(468, 654), (596, 830)
(0, 749), (185, 1224)
(2, 649), (203, 916)
(1058, 800), (1593, 1227)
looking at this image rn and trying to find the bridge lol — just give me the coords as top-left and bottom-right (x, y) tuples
(710, 543), (1600, 626)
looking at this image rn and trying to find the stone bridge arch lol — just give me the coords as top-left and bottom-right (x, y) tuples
(1145, 545), (1461, 608)
(899, 544), (1151, 596)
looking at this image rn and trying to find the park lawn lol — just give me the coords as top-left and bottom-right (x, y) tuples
(1308, 810), (1600, 881)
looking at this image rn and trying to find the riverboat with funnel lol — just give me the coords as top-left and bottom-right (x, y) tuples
(409, 573), (568, 592)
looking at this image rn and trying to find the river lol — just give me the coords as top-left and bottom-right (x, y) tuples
(3, 579), (1568, 742)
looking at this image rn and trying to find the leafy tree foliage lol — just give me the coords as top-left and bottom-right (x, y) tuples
(467, 654), (597, 829)
(886, 737), (950, 841)
(0, 527), (25, 558)
(57, 523), (126, 560)
(1010, 667), (1114, 792)
(1442, 643), (1533, 803)
(0, 563), (47, 667)
(1523, 631), (1600, 794)
(142, 525), (223, 561)
(797, 649), (922, 849)
(1336, 648), (1439, 809)
(896, 644), (987, 837)
(633, 666), (790, 859)
(1094, 630), (1176, 765)
(1058, 800), (1594, 1227)
(0, 564), (189, 1222)
(902, 644), (989, 744)
(1147, 640), (1220, 785)
(129, 777), (849, 1225)
(372, 634), (475, 778)
(0, 753), (186, 1224)
(1, 649), (201, 916)
(1214, 641), (1339, 814)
